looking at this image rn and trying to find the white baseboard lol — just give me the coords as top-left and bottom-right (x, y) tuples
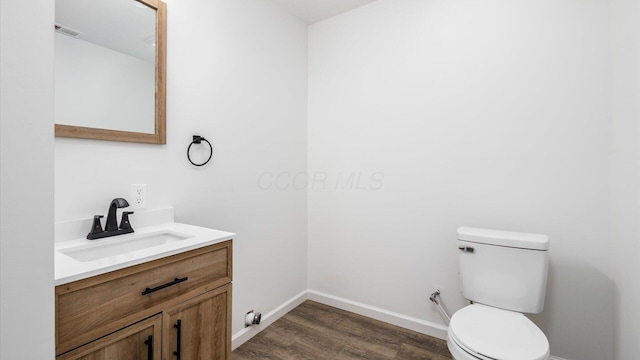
(307, 290), (449, 340)
(231, 290), (308, 350)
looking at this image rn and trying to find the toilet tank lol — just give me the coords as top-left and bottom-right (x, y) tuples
(457, 227), (550, 314)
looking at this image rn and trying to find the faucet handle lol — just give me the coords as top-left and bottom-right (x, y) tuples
(87, 215), (104, 239)
(119, 211), (134, 231)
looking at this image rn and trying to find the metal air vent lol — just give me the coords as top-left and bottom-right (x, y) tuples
(54, 24), (83, 38)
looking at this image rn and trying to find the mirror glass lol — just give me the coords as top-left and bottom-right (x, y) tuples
(54, 0), (166, 144)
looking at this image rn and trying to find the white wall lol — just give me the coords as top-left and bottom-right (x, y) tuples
(308, 1), (613, 359)
(54, 0), (308, 336)
(611, 0), (640, 359)
(55, 33), (155, 133)
(0, 0), (55, 358)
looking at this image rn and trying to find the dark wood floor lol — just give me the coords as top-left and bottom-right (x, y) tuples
(233, 300), (452, 360)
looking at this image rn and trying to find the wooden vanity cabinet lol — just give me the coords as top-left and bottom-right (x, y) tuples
(55, 240), (232, 360)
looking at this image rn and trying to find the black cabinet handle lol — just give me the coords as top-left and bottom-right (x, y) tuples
(144, 335), (153, 360)
(173, 320), (182, 359)
(141, 277), (188, 295)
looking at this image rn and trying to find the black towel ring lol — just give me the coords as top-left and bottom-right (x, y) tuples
(187, 135), (213, 167)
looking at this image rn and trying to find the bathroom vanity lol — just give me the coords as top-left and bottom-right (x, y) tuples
(54, 216), (233, 359)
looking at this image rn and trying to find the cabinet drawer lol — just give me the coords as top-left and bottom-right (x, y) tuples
(56, 241), (231, 355)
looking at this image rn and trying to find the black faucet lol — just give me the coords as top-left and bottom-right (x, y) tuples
(87, 198), (135, 240)
(105, 198), (129, 231)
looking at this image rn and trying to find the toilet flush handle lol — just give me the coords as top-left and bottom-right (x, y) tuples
(458, 246), (475, 253)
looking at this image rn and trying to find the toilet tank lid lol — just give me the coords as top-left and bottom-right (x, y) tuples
(457, 227), (549, 250)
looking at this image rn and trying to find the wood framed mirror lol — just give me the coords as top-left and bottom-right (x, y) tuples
(54, 0), (166, 144)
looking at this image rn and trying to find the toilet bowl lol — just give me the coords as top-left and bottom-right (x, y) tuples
(447, 304), (549, 360)
(449, 227), (551, 360)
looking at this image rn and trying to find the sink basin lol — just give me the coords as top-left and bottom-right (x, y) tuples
(60, 231), (191, 262)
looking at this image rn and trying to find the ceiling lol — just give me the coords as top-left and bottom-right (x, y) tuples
(55, 0), (377, 61)
(269, 0), (377, 24)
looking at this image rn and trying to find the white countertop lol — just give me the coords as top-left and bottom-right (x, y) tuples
(55, 222), (234, 286)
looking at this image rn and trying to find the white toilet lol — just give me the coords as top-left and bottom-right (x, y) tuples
(447, 227), (551, 360)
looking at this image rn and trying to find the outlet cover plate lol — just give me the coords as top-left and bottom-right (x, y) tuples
(130, 184), (147, 209)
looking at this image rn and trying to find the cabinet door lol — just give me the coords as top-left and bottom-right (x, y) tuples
(57, 314), (162, 360)
(163, 284), (231, 360)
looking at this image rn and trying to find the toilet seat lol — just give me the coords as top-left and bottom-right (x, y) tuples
(448, 304), (549, 360)
(448, 331), (493, 360)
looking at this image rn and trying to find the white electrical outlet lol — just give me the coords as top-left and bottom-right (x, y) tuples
(131, 184), (147, 209)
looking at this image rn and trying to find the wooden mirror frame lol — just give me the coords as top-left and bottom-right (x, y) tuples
(55, 0), (167, 144)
